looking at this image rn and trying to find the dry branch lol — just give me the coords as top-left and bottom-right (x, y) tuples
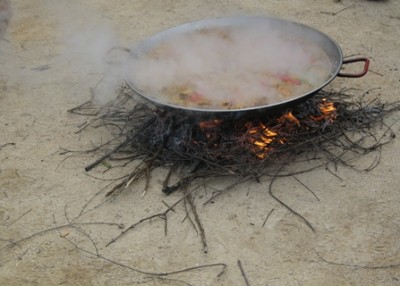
(237, 260), (251, 286)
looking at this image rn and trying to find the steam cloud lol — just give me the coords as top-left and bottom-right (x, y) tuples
(126, 17), (334, 109)
(41, 0), (126, 104)
(35, 3), (335, 109)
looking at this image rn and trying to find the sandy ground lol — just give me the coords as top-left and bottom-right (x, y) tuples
(1, 0), (400, 285)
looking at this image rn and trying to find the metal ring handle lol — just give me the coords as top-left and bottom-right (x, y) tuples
(337, 57), (370, 78)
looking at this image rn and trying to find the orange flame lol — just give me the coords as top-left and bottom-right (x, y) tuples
(312, 99), (337, 122)
(196, 98), (337, 159)
(245, 123), (279, 159)
(281, 111), (300, 126)
(247, 99), (337, 159)
(320, 101), (336, 117)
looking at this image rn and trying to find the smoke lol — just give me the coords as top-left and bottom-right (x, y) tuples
(41, 0), (126, 104)
(36, 3), (335, 109)
(126, 17), (334, 109)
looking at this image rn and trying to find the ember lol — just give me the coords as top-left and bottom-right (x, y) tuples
(245, 122), (279, 159)
(281, 111), (301, 126)
(316, 99), (337, 122)
(198, 119), (223, 130)
(241, 98), (339, 159)
(188, 95), (340, 161)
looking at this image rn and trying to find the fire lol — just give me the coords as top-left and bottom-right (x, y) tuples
(246, 99), (337, 159)
(311, 99), (337, 122)
(320, 100), (336, 122)
(245, 122), (279, 159)
(196, 98), (337, 160)
(281, 111), (300, 126)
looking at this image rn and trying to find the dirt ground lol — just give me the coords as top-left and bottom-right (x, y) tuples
(1, 0), (400, 285)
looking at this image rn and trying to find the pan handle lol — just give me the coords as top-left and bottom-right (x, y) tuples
(337, 57), (370, 78)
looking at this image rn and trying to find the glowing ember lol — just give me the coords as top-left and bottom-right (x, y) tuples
(244, 122), (279, 159)
(320, 99), (336, 121)
(249, 99), (337, 158)
(281, 111), (300, 126)
(196, 98), (337, 160)
(199, 119), (223, 130)
(253, 99), (336, 158)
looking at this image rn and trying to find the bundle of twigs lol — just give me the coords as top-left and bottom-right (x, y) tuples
(69, 86), (398, 198)
(64, 86), (399, 250)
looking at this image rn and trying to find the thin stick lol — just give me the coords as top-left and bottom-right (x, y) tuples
(54, 221), (227, 279)
(320, 3), (355, 16)
(182, 197), (198, 235)
(67, 100), (100, 116)
(85, 139), (129, 172)
(185, 188), (208, 253)
(67, 234), (227, 277)
(262, 208), (275, 227)
(106, 188), (198, 247)
(161, 200), (176, 213)
(268, 169), (315, 232)
(325, 166), (343, 181)
(6, 209), (32, 226)
(1, 221), (122, 251)
(0, 142), (15, 151)
(293, 176), (320, 201)
(237, 260), (251, 286)
(314, 249), (400, 269)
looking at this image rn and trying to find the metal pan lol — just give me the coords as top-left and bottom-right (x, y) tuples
(125, 16), (369, 116)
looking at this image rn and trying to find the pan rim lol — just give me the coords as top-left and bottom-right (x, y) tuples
(126, 15), (343, 113)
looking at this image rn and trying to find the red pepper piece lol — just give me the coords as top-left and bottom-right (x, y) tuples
(279, 75), (301, 85)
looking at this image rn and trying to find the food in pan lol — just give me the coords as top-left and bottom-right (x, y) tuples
(128, 24), (334, 110)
